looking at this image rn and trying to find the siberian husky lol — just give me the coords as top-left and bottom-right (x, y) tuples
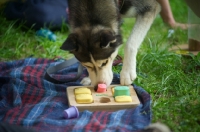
(61, 0), (161, 90)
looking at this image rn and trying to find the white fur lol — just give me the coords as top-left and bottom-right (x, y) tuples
(80, 77), (91, 85)
(120, 6), (160, 85)
(81, 49), (119, 86)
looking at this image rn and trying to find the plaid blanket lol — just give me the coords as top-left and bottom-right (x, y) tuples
(0, 58), (151, 132)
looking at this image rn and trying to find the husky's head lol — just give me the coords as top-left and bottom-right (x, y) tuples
(61, 28), (122, 88)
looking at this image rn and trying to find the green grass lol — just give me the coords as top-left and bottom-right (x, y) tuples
(0, 1), (200, 132)
(0, 12), (71, 61)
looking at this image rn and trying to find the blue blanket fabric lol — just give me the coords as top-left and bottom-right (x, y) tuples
(0, 58), (151, 132)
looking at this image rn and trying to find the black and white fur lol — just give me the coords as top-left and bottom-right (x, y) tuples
(61, 0), (161, 90)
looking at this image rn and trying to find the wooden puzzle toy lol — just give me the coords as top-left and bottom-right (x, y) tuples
(66, 85), (140, 111)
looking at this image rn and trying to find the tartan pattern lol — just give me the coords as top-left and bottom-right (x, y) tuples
(0, 58), (151, 132)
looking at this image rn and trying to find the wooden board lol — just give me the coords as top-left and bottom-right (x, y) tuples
(66, 85), (140, 112)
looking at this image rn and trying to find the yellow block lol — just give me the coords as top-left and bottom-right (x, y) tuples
(115, 96), (132, 103)
(75, 94), (93, 104)
(74, 87), (91, 95)
(111, 87), (115, 95)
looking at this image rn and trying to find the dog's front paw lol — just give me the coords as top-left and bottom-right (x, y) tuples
(80, 77), (91, 86)
(120, 69), (137, 85)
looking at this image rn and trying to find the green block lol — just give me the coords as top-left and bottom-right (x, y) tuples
(114, 86), (130, 97)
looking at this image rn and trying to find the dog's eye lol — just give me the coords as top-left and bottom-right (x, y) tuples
(100, 60), (108, 67)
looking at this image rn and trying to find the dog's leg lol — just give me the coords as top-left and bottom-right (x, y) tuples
(120, 3), (160, 85)
(80, 77), (91, 86)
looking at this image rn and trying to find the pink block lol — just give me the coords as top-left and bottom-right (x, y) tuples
(97, 84), (107, 93)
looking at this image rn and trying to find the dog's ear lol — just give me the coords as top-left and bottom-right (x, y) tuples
(60, 33), (78, 51)
(100, 31), (117, 48)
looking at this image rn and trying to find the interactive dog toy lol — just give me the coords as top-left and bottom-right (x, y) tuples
(66, 85), (140, 111)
